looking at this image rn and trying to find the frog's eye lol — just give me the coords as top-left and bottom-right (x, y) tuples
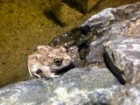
(54, 58), (63, 66)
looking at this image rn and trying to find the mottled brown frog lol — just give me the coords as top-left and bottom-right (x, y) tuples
(28, 45), (73, 78)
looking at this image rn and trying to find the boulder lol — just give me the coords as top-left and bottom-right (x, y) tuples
(0, 66), (119, 105)
(85, 2), (140, 63)
(117, 83), (140, 105)
(103, 38), (140, 84)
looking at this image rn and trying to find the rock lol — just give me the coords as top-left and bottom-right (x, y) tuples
(103, 45), (126, 85)
(117, 83), (140, 105)
(85, 2), (140, 63)
(102, 44), (140, 105)
(103, 37), (140, 85)
(0, 66), (119, 105)
(49, 2), (140, 64)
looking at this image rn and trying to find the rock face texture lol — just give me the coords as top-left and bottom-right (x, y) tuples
(0, 67), (118, 105)
(104, 38), (140, 84)
(103, 37), (140, 105)
(0, 2), (140, 105)
(118, 83), (140, 105)
(86, 2), (140, 63)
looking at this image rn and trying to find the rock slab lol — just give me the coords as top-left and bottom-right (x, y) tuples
(0, 67), (118, 105)
(104, 38), (140, 84)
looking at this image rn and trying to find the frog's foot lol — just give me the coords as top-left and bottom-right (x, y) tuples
(50, 73), (59, 78)
(33, 72), (41, 78)
(42, 66), (59, 78)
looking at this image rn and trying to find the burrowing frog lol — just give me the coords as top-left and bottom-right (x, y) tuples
(28, 45), (73, 78)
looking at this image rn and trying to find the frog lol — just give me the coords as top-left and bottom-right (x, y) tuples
(28, 45), (73, 78)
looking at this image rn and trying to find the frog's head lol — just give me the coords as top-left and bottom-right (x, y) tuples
(37, 45), (72, 72)
(49, 46), (72, 72)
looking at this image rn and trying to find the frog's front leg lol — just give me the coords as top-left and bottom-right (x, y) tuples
(41, 66), (59, 78)
(29, 65), (41, 78)
(33, 72), (41, 78)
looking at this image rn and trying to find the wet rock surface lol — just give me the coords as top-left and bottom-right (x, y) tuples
(0, 2), (140, 105)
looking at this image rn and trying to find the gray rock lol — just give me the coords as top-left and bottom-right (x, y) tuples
(117, 83), (140, 105)
(85, 2), (140, 63)
(0, 66), (118, 105)
(103, 37), (140, 84)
